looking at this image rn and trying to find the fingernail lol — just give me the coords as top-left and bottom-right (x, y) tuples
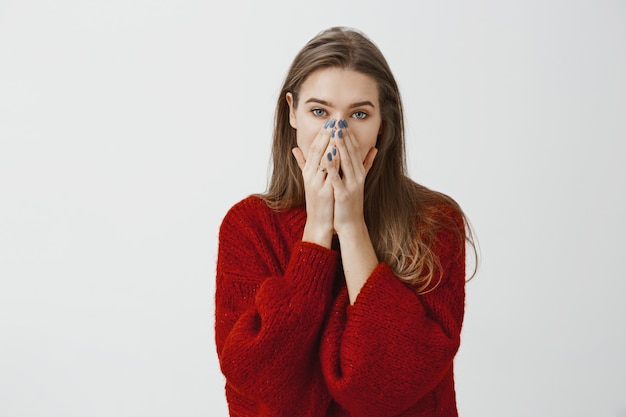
(324, 120), (330, 128)
(338, 129), (343, 139)
(331, 129), (335, 138)
(332, 147), (337, 156)
(329, 119), (336, 128)
(327, 152), (332, 161)
(339, 119), (348, 128)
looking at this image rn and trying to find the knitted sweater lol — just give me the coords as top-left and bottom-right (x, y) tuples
(215, 195), (466, 417)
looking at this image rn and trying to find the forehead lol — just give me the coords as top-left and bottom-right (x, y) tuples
(298, 67), (379, 105)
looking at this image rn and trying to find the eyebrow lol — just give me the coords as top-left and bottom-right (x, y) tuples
(304, 98), (376, 108)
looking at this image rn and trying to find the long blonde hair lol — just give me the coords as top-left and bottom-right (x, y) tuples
(259, 27), (476, 292)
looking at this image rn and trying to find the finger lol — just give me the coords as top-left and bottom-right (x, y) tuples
(362, 147), (378, 175)
(332, 125), (357, 180)
(295, 146), (330, 185)
(292, 147), (306, 170)
(318, 145), (336, 178)
(305, 119), (335, 171)
(326, 146), (345, 189)
(325, 144), (338, 172)
(338, 123), (362, 174)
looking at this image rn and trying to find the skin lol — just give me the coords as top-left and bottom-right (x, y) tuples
(286, 67), (381, 304)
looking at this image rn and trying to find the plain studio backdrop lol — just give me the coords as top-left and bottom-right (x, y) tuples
(1, 0), (625, 416)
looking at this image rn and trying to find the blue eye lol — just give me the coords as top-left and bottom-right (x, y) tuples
(352, 111), (367, 120)
(312, 108), (327, 117)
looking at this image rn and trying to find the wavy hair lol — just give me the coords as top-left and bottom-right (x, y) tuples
(258, 27), (476, 291)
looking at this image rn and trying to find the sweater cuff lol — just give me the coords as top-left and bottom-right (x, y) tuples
(284, 241), (338, 297)
(350, 262), (420, 317)
(337, 263), (401, 320)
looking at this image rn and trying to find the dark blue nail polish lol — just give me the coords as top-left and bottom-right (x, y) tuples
(327, 152), (332, 161)
(324, 120), (330, 129)
(329, 119), (336, 128)
(338, 129), (343, 139)
(332, 147), (337, 156)
(331, 129), (335, 138)
(340, 119), (348, 128)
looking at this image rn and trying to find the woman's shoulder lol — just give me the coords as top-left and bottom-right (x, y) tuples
(227, 194), (269, 212)
(218, 196), (271, 248)
(220, 195), (306, 232)
(221, 195), (271, 225)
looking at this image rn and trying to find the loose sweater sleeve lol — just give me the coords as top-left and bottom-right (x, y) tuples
(320, 207), (466, 416)
(215, 198), (337, 413)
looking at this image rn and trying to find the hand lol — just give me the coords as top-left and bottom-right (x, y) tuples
(292, 120), (337, 248)
(327, 120), (378, 237)
(326, 120), (379, 304)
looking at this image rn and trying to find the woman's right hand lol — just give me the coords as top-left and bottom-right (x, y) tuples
(292, 120), (336, 248)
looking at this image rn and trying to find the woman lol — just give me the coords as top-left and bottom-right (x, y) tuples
(215, 26), (476, 417)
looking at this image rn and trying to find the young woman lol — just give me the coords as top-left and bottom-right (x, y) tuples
(215, 26), (476, 417)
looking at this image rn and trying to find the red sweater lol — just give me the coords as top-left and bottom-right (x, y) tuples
(215, 195), (466, 417)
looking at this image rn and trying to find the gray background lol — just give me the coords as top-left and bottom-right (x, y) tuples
(1, 0), (625, 416)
